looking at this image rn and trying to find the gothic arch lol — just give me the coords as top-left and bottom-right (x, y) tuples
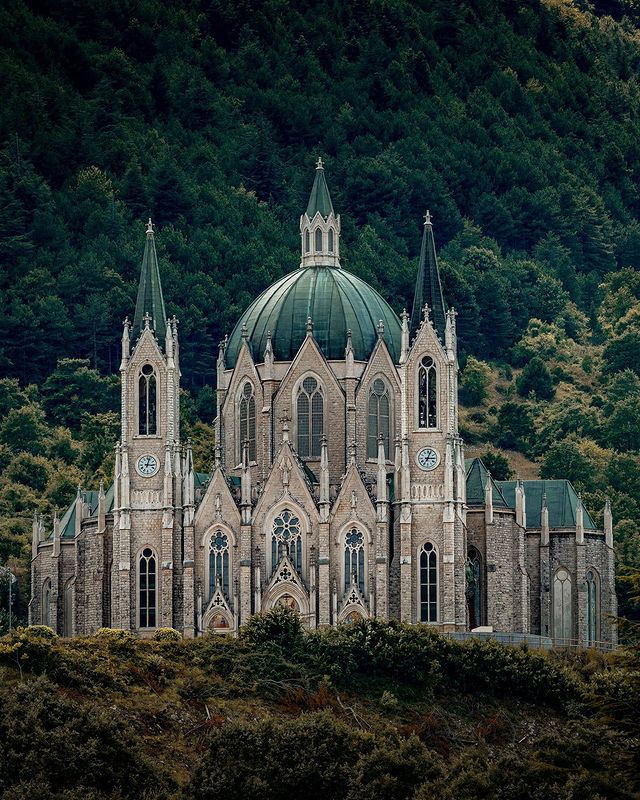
(137, 363), (159, 436)
(236, 379), (257, 463)
(292, 372), (325, 459)
(417, 540), (439, 623)
(366, 374), (392, 459)
(137, 545), (158, 629)
(415, 354), (438, 430)
(339, 523), (368, 595)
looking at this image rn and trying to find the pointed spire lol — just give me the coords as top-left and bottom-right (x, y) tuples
(515, 478), (527, 528)
(241, 440), (251, 523)
(541, 493), (549, 546)
(264, 330), (274, 377)
(98, 480), (106, 533)
(319, 435), (330, 521)
(345, 329), (354, 378)
(410, 210), (446, 341)
(484, 470), (494, 524)
(306, 157), (334, 217)
(576, 492), (584, 544)
(400, 309), (409, 363)
(376, 435), (388, 519)
(133, 218), (167, 342)
(604, 497), (613, 548)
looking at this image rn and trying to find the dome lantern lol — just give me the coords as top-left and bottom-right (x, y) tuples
(299, 157), (341, 269)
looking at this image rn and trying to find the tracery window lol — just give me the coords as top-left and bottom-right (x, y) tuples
(209, 530), (230, 598)
(138, 364), (157, 435)
(315, 228), (323, 252)
(367, 378), (390, 459)
(305, 230), (310, 253)
(42, 579), (51, 628)
(297, 376), (324, 458)
(552, 567), (572, 642)
(466, 548), (482, 629)
(344, 528), (365, 593)
(272, 510), (302, 573)
(586, 569), (598, 645)
(419, 542), (438, 623)
(239, 381), (256, 462)
(418, 356), (437, 429)
(139, 547), (157, 628)
(328, 228), (334, 253)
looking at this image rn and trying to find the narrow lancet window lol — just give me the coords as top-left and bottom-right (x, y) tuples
(553, 567), (572, 642)
(344, 528), (365, 593)
(367, 378), (390, 459)
(139, 364), (157, 435)
(315, 228), (323, 252)
(586, 569), (598, 645)
(139, 548), (157, 628)
(209, 531), (230, 598)
(297, 376), (323, 458)
(418, 356), (437, 429)
(305, 230), (310, 253)
(239, 382), (256, 461)
(419, 542), (438, 622)
(328, 228), (334, 253)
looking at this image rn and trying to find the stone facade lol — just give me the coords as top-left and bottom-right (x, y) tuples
(29, 164), (617, 646)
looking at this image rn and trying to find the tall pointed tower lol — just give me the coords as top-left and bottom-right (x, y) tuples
(397, 211), (466, 630)
(299, 157), (341, 268)
(111, 219), (182, 633)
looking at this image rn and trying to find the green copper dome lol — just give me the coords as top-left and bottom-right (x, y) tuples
(226, 267), (402, 367)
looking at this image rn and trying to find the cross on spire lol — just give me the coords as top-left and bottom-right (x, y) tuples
(423, 209), (432, 227)
(316, 156), (324, 170)
(146, 218), (154, 236)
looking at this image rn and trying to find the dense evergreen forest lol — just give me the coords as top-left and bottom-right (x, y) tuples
(1, 0), (640, 628)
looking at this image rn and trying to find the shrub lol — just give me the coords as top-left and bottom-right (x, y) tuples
(459, 357), (491, 406)
(240, 605), (303, 651)
(153, 627), (182, 641)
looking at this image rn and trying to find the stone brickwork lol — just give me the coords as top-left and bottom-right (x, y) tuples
(29, 175), (617, 647)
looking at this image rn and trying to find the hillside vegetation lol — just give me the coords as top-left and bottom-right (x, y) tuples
(0, 610), (639, 799)
(1, 0), (640, 625)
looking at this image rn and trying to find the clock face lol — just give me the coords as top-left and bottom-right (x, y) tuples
(417, 447), (439, 471)
(137, 454), (159, 477)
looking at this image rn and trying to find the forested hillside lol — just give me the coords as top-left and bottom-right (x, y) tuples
(1, 0), (640, 626)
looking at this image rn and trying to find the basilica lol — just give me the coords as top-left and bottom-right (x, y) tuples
(29, 160), (617, 646)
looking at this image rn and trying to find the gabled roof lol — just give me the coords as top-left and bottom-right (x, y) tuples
(465, 458), (510, 508)
(56, 484), (115, 540)
(497, 479), (597, 530)
(410, 214), (447, 342)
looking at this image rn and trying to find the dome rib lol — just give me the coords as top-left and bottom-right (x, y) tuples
(226, 267), (402, 368)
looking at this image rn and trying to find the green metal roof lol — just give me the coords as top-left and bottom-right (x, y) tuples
(410, 215), (446, 341)
(306, 161), (334, 218)
(226, 266), (402, 367)
(55, 485), (115, 540)
(133, 223), (167, 341)
(465, 458), (509, 508)
(498, 479), (597, 530)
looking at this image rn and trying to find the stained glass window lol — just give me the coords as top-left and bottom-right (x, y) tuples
(209, 531), (230, 598)
(344, 528), (365, 592)
(239, 381), (256, 461)
(272, 510), (302, 573)
(553, 567), (572, 642)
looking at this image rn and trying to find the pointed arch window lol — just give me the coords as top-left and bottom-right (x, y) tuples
(239, 381), (256, 462)
(466, 548), (482, 629)
(139, 547), (157, 628)
(418, 356), (437, 429)
(586, 569), (599, 645)
(305, 230), (310, 253)
(552, 567), (572, 642)
(272, 510), (302, 573)
(139, 364), (157, 435)
(42, 579), (51, 628)
(328, 228), (334, 253)
(209, 530), (230, 598)
(315, 228), (323, 252)
(63, 578), (74, 637)
(367, 378), (390, 459)
(297, 376), (324, 458)
(419, 542), (438, 623)
(344, 528), (365, 593)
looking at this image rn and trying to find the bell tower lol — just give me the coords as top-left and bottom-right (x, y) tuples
(111, 219), (181, 632)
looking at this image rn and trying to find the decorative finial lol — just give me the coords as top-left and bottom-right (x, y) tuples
(348, 439), (356, 464)
(241, 322), (248, 341)
(377, 319), (385, 338)
(422, 304), (431, 323)
(146, 218), (154, 236)
(401, 308), (408, 322)
(306, 316), (313, 334)
(316, 156), (324, 170)
(424, 210), (432, 227)
(142, 311), (152, 329)
(280, 408), (291, 442)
